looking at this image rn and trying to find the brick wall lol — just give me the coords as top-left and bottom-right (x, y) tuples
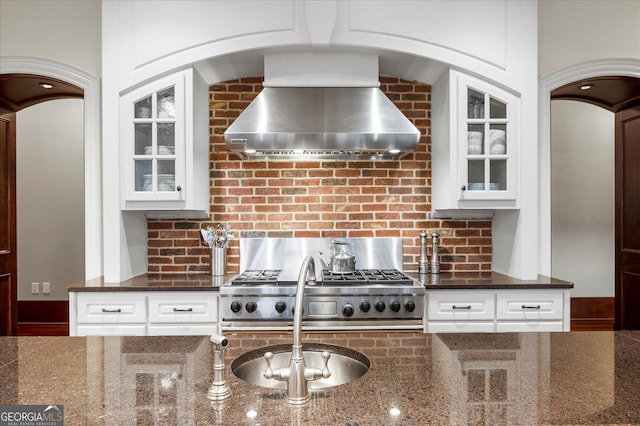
(147, 77), (492, 274)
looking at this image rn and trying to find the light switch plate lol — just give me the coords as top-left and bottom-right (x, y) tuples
(42, 282), (50, 294)
(31, 282), (39, 294)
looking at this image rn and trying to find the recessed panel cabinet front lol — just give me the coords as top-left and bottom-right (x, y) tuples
(424, 289), (570, 333)
(71, 291), (219, 336)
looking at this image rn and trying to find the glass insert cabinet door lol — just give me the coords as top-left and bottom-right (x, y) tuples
(458, 75), (518, 201)
(122, 73), (185, 203)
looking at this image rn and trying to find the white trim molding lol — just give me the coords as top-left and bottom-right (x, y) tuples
(538, 58), (640, 276)
(0, 55), (103, 281)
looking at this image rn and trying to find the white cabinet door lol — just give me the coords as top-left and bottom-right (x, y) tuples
(120, 68), (209, 211)
(432, 70), (520, 210)
(427, 292), (495, 321)
(148, 293), (218, 324)
(496, 291), (564, 321)
(121, 72), (186, 204)
(76, 293), (147, 324)
(457, 73), (518, 203)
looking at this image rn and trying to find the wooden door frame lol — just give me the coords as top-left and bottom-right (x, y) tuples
(615, 105), (640, 329)
(0, 56), (102, 280)
(0, 110), (17, 335)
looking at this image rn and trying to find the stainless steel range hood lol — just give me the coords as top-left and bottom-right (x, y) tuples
(224, 87), (420, 160)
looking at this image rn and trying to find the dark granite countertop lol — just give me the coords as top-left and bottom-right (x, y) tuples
(1, 330), (637, 425)
(67, 273), (235, 292)
(69, 271), (572, 293)
(407, 271), (573, 289)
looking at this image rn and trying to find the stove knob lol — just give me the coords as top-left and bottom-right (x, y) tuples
(359, 301), (371, 313)
(390, 301), (401, 312)
(375, 301), (386, 312)
(405, 301), (416, 312)
(230, 301), (242, 313)
(343, 304), (355, 317)
(275, 301), (287, 313)
(245, 301), (257, 313)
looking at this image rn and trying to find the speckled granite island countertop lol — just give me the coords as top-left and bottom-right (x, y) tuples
(1, 330), (637, 425)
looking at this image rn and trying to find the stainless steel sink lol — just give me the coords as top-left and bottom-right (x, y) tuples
(231, 343), (370, 390)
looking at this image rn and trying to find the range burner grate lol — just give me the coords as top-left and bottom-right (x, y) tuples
(321, 269), (413, 285)
(231, 269), (282, 285)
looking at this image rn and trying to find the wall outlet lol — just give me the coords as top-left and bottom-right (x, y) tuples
(42, 282), (50, 294)
(31, 282), (39, 294)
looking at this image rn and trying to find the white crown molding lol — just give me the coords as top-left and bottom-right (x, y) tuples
(0, 55), (103, 281)
(537, 58), (640, 276)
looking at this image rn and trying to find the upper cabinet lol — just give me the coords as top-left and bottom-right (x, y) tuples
(120, 68), (209, 212)
(432, 70), (520, 210)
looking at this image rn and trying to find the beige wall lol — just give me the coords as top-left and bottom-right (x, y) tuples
(17, 99), (85, 300)
(550, 101), (614, 297)
(0, 0), (101, 76)
(538, 0), (640, 77)
(539, 0), (638, 297)
(1, 0), (101, 300)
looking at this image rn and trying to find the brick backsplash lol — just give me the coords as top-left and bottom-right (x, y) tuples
(147, 77), (492, 274)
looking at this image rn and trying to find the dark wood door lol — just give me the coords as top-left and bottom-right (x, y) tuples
(0, 110), (17, 335)
(616, 104), (640, 330)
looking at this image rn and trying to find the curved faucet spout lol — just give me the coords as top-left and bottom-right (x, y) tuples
(293, 256), (315, 351)
(264, 255), (330, 405)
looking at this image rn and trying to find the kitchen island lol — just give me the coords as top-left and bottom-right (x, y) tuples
(1, 330), (637, 425)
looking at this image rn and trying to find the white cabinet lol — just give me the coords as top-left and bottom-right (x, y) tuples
(70, 291), (219, 336)
(148, 293), (218, 336)
(432, 70), (520, 210)
(74, 293), (147, 336)
(425, 289), (570, 333)
(120, 68), (209, 211)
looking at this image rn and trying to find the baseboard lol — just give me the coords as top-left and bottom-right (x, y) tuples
(17, 322), (69, 336)
(17, 300), (69, 336)
(571, 297), (615, 331)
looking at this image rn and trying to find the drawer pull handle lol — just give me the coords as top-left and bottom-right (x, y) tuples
(452, 305), (472, 310)
(521, 305), (541, 310)
(173, 307), (193, 312)
(101, 308), (122, 313)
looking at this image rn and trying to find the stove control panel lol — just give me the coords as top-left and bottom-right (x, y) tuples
(220, 295), (424, 321)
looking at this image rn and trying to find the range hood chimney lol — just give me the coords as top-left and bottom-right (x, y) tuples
(224, 52), (420, 161)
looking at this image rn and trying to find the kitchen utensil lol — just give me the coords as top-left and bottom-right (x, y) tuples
(319, 241), (356, 273)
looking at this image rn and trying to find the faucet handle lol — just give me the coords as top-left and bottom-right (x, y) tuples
(305, 350), (332, 381)
(321, 351), (331, 379)
(263, 351), (274, 379)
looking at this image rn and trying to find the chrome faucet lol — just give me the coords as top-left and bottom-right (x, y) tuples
(263, 256), (331, 405)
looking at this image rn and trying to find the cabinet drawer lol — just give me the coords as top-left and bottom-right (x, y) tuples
(77, 294), (146, 324)
(148, 324), (219, 336)
(148, 294), (218, 324)
(425, 321), (495, 333)
(496, 321), (564, 332)
(427, 292), (495, 321)
(76, 324), (147, 336)
(496, 291), (564, 320)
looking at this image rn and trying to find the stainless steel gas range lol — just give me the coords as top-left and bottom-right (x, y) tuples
(220, 238), (425, 331)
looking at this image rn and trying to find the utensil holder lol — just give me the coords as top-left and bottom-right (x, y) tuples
(210, 247), (227, 276)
